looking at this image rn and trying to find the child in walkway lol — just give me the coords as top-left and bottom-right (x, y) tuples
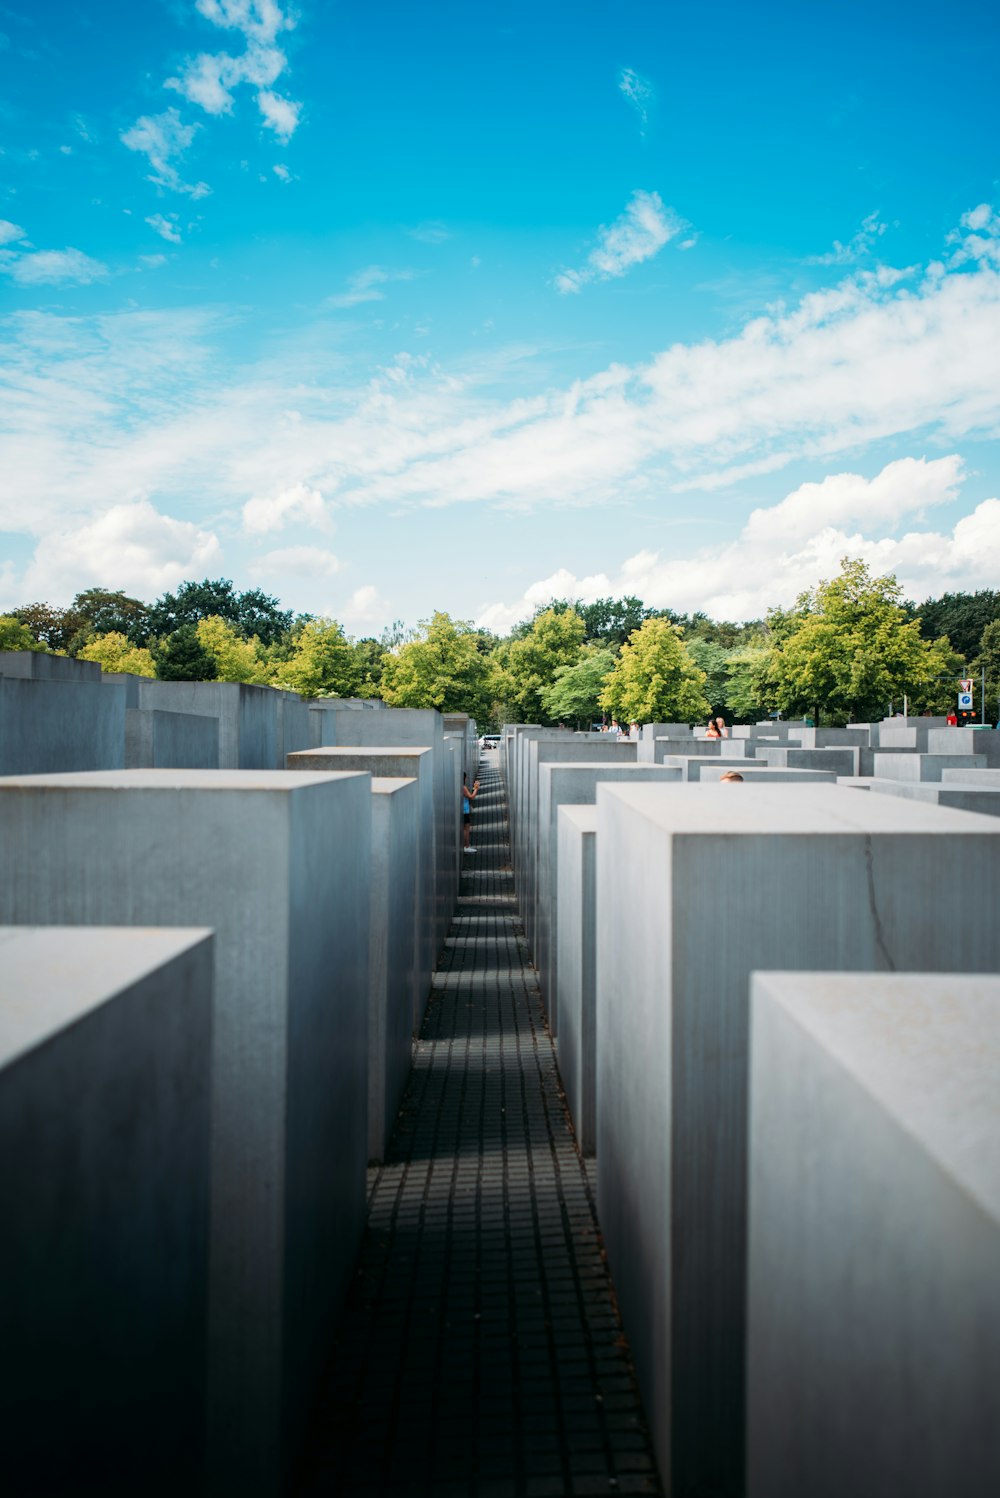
(462, 775), (480, 853)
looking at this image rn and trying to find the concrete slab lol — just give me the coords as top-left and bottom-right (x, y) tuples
(663, 755), (755, 781)
(698, 764), (837, 783)
(135, 680), (279, 769)
(758, 745), (861, 775)
(125, 706), (219, 769)
(535, 761), (682, 1028)
(595, 781), (1000, 1498)
(0, 769), (371, 1496)
(287, 746), (435, 1027)
(865, 779), (1000, 816)
(0, 649), (100, 681)
(942, 766), (1000, 786)
(555, 806), (598, 1153)
(928, 726), (1000, 763)
(0, 925), (213, 1496)
(747, 971), (1000, 1497)
(872, 751), (986, 781)
(0, 676), (127, 775)
(368, 778), (419, 1161)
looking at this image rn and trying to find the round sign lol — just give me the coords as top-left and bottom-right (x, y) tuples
(958, 691), (974, 710)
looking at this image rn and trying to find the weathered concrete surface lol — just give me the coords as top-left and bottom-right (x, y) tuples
(648, 736), (750, 763)
(276, 690), (312, 766)
(747, 971), (1000, 1498)
(317, 708), (453, 954)
(125, 706), (220, 769)
(287, 745), (435, 1026)
(698, 764), (837, 783)
(135, 679), (279, 769)
(0, 925), (213, 1497)
(873, 751), (986, 781)
(535, 761), (682, 1026)
(663, 755), (757, 781)
(595, 781), (1000, 1498)
(758, 745), (861, 776)
(0, 677), (126, 774)
(524, 737), (636, 951)
(866, 779), (1000, 815)
(0, 770), (371, 1496)
(942, 766), (1000, 786)
(928, 726), (1000, 763)
(556, 806), (598, 1154)
(0, 649), (101, 681)
(367, 778), (419, 1161)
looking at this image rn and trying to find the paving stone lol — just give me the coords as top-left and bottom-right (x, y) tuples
(294, 754), (661, 1496)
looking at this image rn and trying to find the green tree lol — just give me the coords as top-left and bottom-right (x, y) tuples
(147, 578), (292, 645)
(575, 595), (655, 647)
(491, 606), (586, 723)
(69, 589), (152, 649)
(77, 631), (157, 677)
(0, 615), (47, 652)
(12, 601), (87, 652)
(971, 619), (1000, 722)
(195, 616), (271, 684)
(381, 612), (493, 718)
(155, 624), (218, 681)
(770, 558), (961, 724)
(917, 590), (1000, 661)
(351, 637), (388, 699)
(723, 645), (773, 720)
(275, 618), (360, 699)
(599, 617), (711, 723)
(541, 646), (617, 727)
(686, 638), (732, 710)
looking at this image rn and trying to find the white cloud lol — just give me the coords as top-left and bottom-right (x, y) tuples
(242, 482), (332, 534)
(146, 213), (182, 244)
(164, 1), (301, 139)
(326, 265), (415, 309)
(256, 90), (301, 140)
(618, 67), (654, 130)
(409, 221), (450, 245)
(809, 210), (888, 266)
(0, 247), (108, 286)
(258, 544), (343, 577)
(273, 163), (292, 182)
(18, 499), (221, 603)
(120, 108), (210, 197)
(139, 254), (168, 269)
(947, 202), (1000, 269)
(340, 584), (389, 631)
(0, 220), (26, 245)
(476, 457), (1000, 629)
(555, 190), (687, 293)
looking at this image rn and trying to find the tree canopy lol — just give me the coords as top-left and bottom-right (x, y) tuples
(599, 617), (711, 724)
(381, 612), (493, 719)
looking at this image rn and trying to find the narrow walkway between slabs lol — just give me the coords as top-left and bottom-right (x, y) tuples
(296, 751), (662, 1498)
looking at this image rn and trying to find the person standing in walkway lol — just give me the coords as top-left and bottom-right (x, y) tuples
(462, 775), (479, 853)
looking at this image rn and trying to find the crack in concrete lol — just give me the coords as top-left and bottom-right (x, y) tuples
(864, 834), (896, 971)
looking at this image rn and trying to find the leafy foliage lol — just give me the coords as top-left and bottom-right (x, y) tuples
(768, 558), (961, 724)
(381, 612), (493, 718)
(146, 578), (292, 645)
(77, 632), (157, 677)
(971, 619), (1000, 721)
(275, 618), (360, 699)
(917, 590), (1000, 661)
(155, 623), (218, 680)
(541, 646), (617, 726)
(599, 617), (711, 724)
(0, 615), (47, 652)
(195, 617), (270, 683)
(491, 606), (586, 723)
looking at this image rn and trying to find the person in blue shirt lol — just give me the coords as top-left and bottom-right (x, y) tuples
(463, 776), (480, 854)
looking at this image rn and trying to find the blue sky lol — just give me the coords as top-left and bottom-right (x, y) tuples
(1, 0), (999, 633)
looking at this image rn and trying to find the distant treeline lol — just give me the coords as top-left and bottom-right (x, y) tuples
(2, 564), (999, 728)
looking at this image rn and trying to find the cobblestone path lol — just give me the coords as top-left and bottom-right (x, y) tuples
(296, 753), (661, 1497)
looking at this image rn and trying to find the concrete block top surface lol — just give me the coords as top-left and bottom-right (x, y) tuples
(559, 805), (598, 833)
(754, 971), (1000, 1221)
(0, 768), (369, 793)
(288, 746), (431, 763)
(0, 925), (213, 1068)
(597, 780), (1000, 836)
(370, 776), (418, 796)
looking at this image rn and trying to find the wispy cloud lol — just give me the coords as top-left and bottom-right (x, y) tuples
(808, 209), (887, 266)
(146, 212), (182, 244)
(555, 189), (688, 293)
(121, 108), (210, 198)
(409, 221), (450, 245)
(0, 220), (26, 246)
(165, 0), (301, 139)
(0, 246), (108, 285)
(325, 265), (415, 309)
(618, 67), (654, 132)
(258, 544), (343, 577)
